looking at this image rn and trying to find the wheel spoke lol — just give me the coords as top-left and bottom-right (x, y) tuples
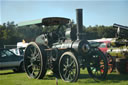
(27, 64), (33, 69)
(64, 69), (69, 79)
(27, 56), (31, 59)
(31, 66), (36, 75)
(33, 47), (37, 56)
(35, 52), (40, 58)
(30, 48), (34, 54)
(67, 73), (70, 80)
(67, 57), (69, 66)
(70, 60), (75, 67)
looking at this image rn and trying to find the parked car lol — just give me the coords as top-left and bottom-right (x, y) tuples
(89, 41), (111, 53)
(98, 41), (111, 53)
(9, 47), (25, 56)
(0, 48), (24, 72)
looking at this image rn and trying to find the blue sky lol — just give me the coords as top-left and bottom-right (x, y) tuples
(0, 0), (128, 27)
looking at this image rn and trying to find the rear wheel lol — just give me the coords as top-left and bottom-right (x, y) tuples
(24, 42), (47, 79)
(59, 51), (80, 82)
(87, 48), (108, 81)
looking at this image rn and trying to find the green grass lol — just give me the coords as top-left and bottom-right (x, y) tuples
(0, 69), (128, 85)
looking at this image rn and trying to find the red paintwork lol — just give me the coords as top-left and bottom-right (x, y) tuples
(98, 41), (111, 54)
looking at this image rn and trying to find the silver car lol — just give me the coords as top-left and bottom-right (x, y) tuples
(0, 49), (24, 72)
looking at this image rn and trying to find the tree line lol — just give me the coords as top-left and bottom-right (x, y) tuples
(0, 21), (120, 48)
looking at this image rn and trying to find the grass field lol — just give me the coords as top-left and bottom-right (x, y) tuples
(0, 69), (128, 85)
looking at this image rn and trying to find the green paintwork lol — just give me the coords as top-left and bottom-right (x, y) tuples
(18, 19), (42, 27)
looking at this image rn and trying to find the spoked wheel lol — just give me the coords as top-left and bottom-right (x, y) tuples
(87, 48), (108, 81)
(59, 52), (80, 82)
(106, 53), (115, 74)
(24, 42), (47, 79)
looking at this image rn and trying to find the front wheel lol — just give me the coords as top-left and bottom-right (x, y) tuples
(24, 42), (47, 79)
(59, 51), (80, 82)
(87, 48), (108, 81)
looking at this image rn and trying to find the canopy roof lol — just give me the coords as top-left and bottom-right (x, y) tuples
(18, 17), (70, 27)
(42, 17), (70, 26)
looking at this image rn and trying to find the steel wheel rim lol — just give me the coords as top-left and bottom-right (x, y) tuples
(24, 44), (42, 78)
(59, 54), (78, 82)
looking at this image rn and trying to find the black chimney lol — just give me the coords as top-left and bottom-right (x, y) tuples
(76, 9), (83, 40)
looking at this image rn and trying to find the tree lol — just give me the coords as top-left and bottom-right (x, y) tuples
(0, 21), (22, 48)
(17, 25), (43, 42)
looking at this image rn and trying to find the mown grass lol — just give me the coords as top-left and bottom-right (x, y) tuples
(0, 69), (128, 85)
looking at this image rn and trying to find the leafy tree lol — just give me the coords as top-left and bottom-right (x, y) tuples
(1, 20), (127, 49)
(17, 25), (43, 42)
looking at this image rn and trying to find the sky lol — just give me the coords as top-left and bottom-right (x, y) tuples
(0, 0), (128, 27)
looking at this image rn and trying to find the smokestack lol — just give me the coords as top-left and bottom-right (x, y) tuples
(76, 9), (83, 40)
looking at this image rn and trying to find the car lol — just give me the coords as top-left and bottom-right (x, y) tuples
(89, 41), (101, 48)
(0, 48), (24, 72)
(98, 41), (111, 53)
(89, 40), (111, 53)
(9, 47), (25, 56)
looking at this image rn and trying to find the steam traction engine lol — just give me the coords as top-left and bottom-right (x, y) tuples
(19, 9), (108, 82)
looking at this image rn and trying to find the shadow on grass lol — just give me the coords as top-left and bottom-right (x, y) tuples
(0, 71), (25, 75)
(78, 73), (128, 83)
(0, 72), (16, 75)
(106, 74), (128, 82)
(79, 74), (90, 79)
(43, 73), (60, 80)
(29, 72), (128, 82)
(44, 73), (93, 81)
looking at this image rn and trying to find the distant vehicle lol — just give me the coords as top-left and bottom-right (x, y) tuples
(88, 38), (112, 53)
(88, 41), (101, 47)
(10, 47), (25, 56)
(7, 40), (28, 56)
(17, 41), (28, 48)
(98, 41), (111, 53)
(0, 49), (24, 72)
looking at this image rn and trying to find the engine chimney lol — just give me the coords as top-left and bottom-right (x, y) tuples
(76, 9), (83, 40)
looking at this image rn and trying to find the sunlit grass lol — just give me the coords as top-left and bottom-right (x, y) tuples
(0, 69), (128, 85)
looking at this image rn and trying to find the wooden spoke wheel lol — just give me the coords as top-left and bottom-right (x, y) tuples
(87, 48), (108, 81)
(24, 42), (47, 79)
(106, 53), (115, 74)
(59, 52), (80, 82)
